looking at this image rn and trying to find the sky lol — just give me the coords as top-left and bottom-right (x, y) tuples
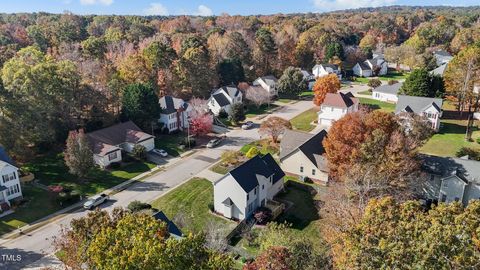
(0, 0), (479, 16)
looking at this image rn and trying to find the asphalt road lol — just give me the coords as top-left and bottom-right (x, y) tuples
(0, 100), (314, 270)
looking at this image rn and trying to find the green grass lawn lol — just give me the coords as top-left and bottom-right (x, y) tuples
(358, 89), (372, 95)
(155, 134), (187, 157)
(358, 97), (396, 112)
(290, 108), (318, 132)
(378, 71), (408, 81)
(246, 104), (278, 118)
(420, 119), (480, 157)
(240, 140), (279, 156)
(210, 162), (231, 175)
(299, 91), (314, 97)
(151, 178), (236, 234)
(354, 77), (370, 84)
(277, 98), (293, 104)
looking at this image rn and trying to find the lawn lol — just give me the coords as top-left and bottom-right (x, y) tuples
(210, 162), (231, 175)
(354, 77), (370, 84)
(378, 71), (408, 81)
(299, 91), (314, 97)
(240, 140), (279, 156)
(358, 89), (372, 95)
(245, 104), (278, 118)
(290, 108), (318, 132)
(155, 134), (187, 157)
(151, 177), (236, 234)
(420, 119), (480, 157)
(358, 97), (396, 112)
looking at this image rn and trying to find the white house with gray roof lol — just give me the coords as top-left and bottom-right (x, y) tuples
(213, 154), (285, 220)
(279, 129), (329, 184)
(208, 85), (243, 116)
(159, 96), (191, 133)
(372, 82), (402, 103)
(0, 159), (22, 212)
(312, 64), (342, 80)
(422, 155), (480, 205)
(353, 55), (388, 77)
(433, 50), (453, 66)
(253, 76), (278, 96)
(395, 95), (443, 131)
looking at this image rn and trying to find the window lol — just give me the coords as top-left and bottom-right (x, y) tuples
(300, 166), (304, 173)
(247, 194), (249, 201)
(2, 172), (16, 183)
(262, 185), (264, 190)
(312, 169), (316, 175)
(6, 184), (20, 196)
(108, 151), (118, 161)
(254, 187), (257, 195)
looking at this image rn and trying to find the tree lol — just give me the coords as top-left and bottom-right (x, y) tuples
(176, 46), (216, 97)
(132, 144), (147, 160)
(259, 117), (292, 143)
(367, 78), (381, 89)
(64, 129), (94, 178)
(313, 74), (341, 106)
(359, 34), (376, 55)
(121, 83), (160, 130)
(142, 40), (177, 71)
(254, 27), (277, 75)
(245, 147), (260, 158)
(399, 68), (445, 97)
(336, 197), (480, 270)
(217, 58), (245, 85)
(229, 103), (246, 125)
(54, 209), (233, 270)
(243, 246), (291, 270)
(277, 66), (307, 96)
(325, 42), (344, 62)
(189, 114), (213, 136)
(245, 86), (271, 108)
(81, 36), (107, 59)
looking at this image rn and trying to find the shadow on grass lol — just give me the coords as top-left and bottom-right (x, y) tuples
(438, 122), (471, 135)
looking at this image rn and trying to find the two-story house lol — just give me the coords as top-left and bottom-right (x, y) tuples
(395, 95), (443, 131)
(208, 85), (243, 116)
(213, 154), (285, 220)
(312, 64), (342, 80)
(422, 155), (480, 205)
(0, 160), (22, 212)
(317, 92), (359, 128)
(279, 129), (329, 184)
(159, 96), (191, 133)
(253, 76), (278, 97)
(353, 55), (388, 77)
(86, 121), (155, 168)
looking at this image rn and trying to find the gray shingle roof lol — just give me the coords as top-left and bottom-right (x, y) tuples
(373, 82), (403, 95)
(229, 154), (285, 193)
(358, 62), (372, 71)
(213, 93), (231, 107)
(280, 129), (329, 171)
(260, 75), (278, 86)
(152, 211), (183, 237)
(395, 95), (443, 114)
(431, 62), (448, 76)
(422, 155), (480, 184)
(159, 96), (188, 114)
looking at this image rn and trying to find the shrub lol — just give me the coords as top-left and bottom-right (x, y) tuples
(208, 202), (214, 212)
(367, 78), (382, 88)
(127, 200), (152, 212)
(132, 144), (147, 160)
(456, 147), (480, 161)
(388, 79), (399, 85)
(109, 162), (121, 169)
(221, 150), (242, 165)
(229, 103), (246, 124)
(246, 147), (260, 158)
(253, 207), (272, 225)
(218, 109), (228, 119)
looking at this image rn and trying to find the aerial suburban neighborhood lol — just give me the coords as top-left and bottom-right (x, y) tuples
(1, 1), (480, 270)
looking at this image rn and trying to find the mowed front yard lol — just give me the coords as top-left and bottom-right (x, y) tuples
(358, 97), (396, 112)
(151, 177), (236, 235)
(420, 119), (480, 157)
(290, 108), (319, 132)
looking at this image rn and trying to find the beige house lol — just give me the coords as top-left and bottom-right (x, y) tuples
(279, 129), (329, 184)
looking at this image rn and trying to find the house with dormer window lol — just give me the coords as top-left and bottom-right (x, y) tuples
(0, 148), (22, 212)
(395, 95), (443, 131)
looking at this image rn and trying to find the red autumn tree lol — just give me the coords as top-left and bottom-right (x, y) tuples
(188, 97), (213, 136)
(259, 116), (292, 143)
(313, 73), (341, 106)
(243, 246), (291, 270)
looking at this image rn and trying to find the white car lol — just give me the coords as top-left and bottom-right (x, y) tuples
(153, 149), (168, 157)
(206, 137), (223, 148)
(83, 194), (109, 210)
(242, 121), (254, 130)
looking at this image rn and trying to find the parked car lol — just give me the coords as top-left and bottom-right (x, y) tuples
(83, 194), (109, 210)
(153, 149), (168, 157)
(206, 137), (224, 148)
(241, 121), (254, 130)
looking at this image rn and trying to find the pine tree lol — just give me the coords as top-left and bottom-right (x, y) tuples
(64, 129), (94, 179)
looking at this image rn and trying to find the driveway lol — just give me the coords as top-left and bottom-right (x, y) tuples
(1, 100), (315, 270)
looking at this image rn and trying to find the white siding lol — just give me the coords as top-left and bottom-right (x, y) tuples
(422, 105), (442, 131)
(464, 183), (480, 205)
(94, 150), (122, 168)
(0, 164), (23, 203)
(439, 176), (466, 203)
(318, 103), (358, 129)
(138, 138), (155, 152)
(372, 91), (398, 103)
(213, 175), (247, 220)
(280, 150), (328, 183)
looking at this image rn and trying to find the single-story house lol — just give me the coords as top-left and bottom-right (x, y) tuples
(433, 50), (453, 66)
(279, 129), (329, 184)
(208, 85), (243, 116)
(0, 158), (22, 212)
(86, 121), (155, 168)
(213, 154), (285, 221)
(153, 211), (183, 239)
(317, 92), (359, 128)
(312, 64), (342, 80)
(371, 82), (402, 103)
(159, 96), (191, 133)
(353, 56), (388, 77)
(422, 155), (480, 205)
(395, 95), (443, 131)
(253, 76), (278, 97)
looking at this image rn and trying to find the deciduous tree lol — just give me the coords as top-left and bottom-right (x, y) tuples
(121, 83), (160, 130)
(245, 86), (271, 108)
(259, 116), (292, 143)
(64, 129), (94, 179)
(313, 74), (341, 106)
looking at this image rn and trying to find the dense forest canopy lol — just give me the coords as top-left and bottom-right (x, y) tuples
(0, 6), (479, 157)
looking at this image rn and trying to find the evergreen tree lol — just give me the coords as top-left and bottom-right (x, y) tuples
(64, 129), (94, 178)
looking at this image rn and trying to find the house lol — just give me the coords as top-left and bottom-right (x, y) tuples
(317, 92), (359, 128)
(208, 85), (243, 116)
(152, 211), (183, 239)
(395, 95), (443, 131)
(0, 154), (22, 212)
(312, 64), (342, 80)
(253, 76), (278, 97)
(430, 62), (448, 77)
(371, 82), (402, 103)
(159, 96), (191, 133)
(353, 56), (388, 77)
(86, 121), (155, 168)
(279, 129), (329, 184)
(422, 155), (480, 205)
(433, 50), (453, 66)
(213, 154), (285, 220)
(301, 70), (316, 90)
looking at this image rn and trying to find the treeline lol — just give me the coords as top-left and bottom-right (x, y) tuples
(0, 7), (479, 158)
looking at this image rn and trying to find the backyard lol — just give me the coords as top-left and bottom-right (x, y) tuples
(420, 119), (480, 157)
(358, 97), (396, 112)
(151, 177), (236, 235)
(290, 108), (319, 132)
